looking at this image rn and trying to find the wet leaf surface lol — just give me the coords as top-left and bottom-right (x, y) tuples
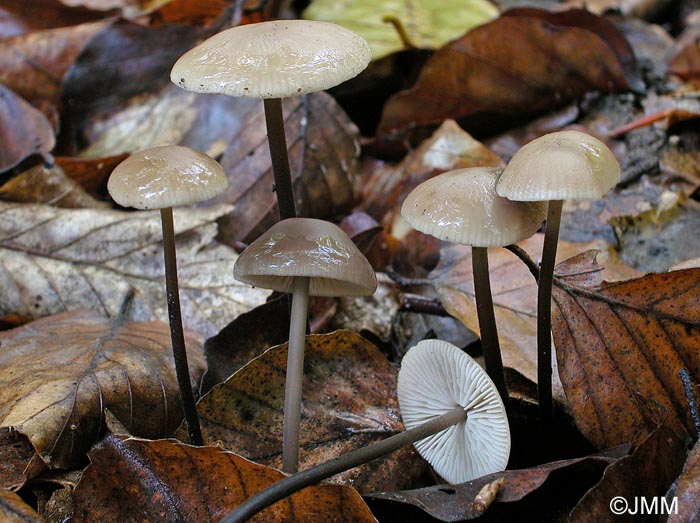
(552, 251), (700, 448)
(0, 202), (267, 336)
(192, 330), (427, 493)
(0, 310), (204, 469)
(73, 434), (378, 523)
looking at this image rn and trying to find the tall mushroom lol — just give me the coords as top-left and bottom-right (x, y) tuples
(234, 217), (376, 473)
(219, 339), (510, 523)
(496, 130), (620, 419)
(170, 20), (371, 221)
(401, 166), (547, 405)
(107, 145), (228, 446)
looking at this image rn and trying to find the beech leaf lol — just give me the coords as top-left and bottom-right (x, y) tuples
(73, 434), (378, 523)
(0, 428), (44, 490)
(191, 330), (427, 493)
(552, 251), (700, 448)
(0, 202), (267, 337)
(0, 310), (205, 469)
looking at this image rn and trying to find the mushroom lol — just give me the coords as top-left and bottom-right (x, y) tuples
(401, 166), (547, 404)
(496, 130), (620, 419)
(107, 145), (228, 446)
(170, 20), (371, 221)
(233, 217), (376, 473)
(218, 339), (510, 523)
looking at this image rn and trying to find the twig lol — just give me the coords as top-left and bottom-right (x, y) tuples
(399, 294), (448, 316)
(504, 244), (540, 281)
(386, 267), (430, 287)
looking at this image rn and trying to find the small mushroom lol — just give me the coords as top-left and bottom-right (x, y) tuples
(218, 339), (510, 523)
(496, 130), (620, 419)
(401, 166), (547, 404)
(234, 217), (376, 473)
(171, 20), (371, 221)
(107, 145), (228, 446)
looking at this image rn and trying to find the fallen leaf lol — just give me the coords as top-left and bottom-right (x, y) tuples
(0, 428), (44, 490)
(191, 330), (428, 493)
(0, 0), (106, 39)
(0, 85), (55, 174)
(0, 310), (205, 469)
(428, 234), (640, 402)
(377, 8), (642, 144)
(149, 0), (273, 27)
(669, 437), (700, 523)
(0, 490), (43, 523)
(366, 446), (627, 521)
(55, 154), (129, 198)
(570, 404), (688, 521)
(668, 26), (700, 80)
(302, 0), (498, 60)
(212, 92), (362, 244)
(0, 202), (267, 337)
(73, 434), (378, 523)
(0, 20), (108, 105)
(0, 163), (105, 209)
(552, 251), (700, 448)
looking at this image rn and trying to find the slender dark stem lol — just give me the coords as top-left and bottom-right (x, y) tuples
(263, 98), (296, 221)
(282, 277), (310, 473)
(504, 244), (540, 281)
(538, 200), (563, 421)
(160, 208), (203, 446)
(219, 407), (467, 523)
(680, 368), (700, 439)
(471, 247), (509, 405)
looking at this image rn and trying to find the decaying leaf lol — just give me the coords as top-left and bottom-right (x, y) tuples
(303, 0), (498, 60)
(149, 0), (274, 27)
(0, 202), (267, 336)
(552, 251), (700, 448)
(377, 8), (642, 143)
(73, 434), (378, 523)
(366, 446), (627, 521)
(192, 330), (427, 493)
(0, 1), (106, 39)
(212, 92), (362, 244)
(55, 154), (129, 198)
(0, 428), (44, 490)
(668, 26), (700, 80)
(669, 437), (700, 523)
(0, 84), (55, 174)
(0, 310), (205, 469)
(0, 490), (43, 523)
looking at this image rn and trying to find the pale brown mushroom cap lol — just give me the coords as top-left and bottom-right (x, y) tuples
(398, 339), (510, 484)
(496, 130), (621, 201)
(233, 218), (377, 297)
(107, 145), (227, 210)
(400, 166), (547, 247)
(171, 20), (371, 99)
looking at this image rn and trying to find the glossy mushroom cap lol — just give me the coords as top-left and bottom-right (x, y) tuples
(398, 339), (510, 484)
(496, 130), (621, 201)
(107, 145), (228, 210)
(171, 20), (371, 99)
(233, 218), (377, 297)
(401, 166), (546, 247)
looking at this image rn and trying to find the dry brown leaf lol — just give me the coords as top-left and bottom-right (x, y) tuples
(0, 0), (107, 39)
(428, 234), (640, 401)
(552, 251), (700, 449)
(73, 434), (378, 523)
(0, 85), (55, 174)
(192, 330), (427, 493)
(0, 490), (43, 523)
(55, 154), (129, 198)
(212, 92), (361, 244)
(669, 437), (700, 523)
(0, 428), (45, 490)
(0, 310), (205, 469)
(668, 26), (700, 80)
(149, 0), (274, 26)
(0, 202), (267, 337)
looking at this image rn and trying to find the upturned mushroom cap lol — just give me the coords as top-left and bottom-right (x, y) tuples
(171, 20), (371, 99)
(233, 218), (377, 297)
(496, 130), (621, 201)
(107, 145), (227, 210)
(398, 339), (510, 484)
(400, 166), (546, 247)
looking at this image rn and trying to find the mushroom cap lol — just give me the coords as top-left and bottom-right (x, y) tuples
(496, 130), (621, 201)
(171, 20), (371, 99)
(400, 166), (547, 247)
(398, 339), (510, 484)
(233, 218), (377, 297)
(107, 145), (227, 210)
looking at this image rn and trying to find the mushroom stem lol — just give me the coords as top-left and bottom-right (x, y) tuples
(160, 207), (203, 446)
(220, 406), (468, 523)
(537, 199), (563, 420)
(471, 246), (509, 405)
(263, 97), (297, 221)
(282, 276), (310, 473)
